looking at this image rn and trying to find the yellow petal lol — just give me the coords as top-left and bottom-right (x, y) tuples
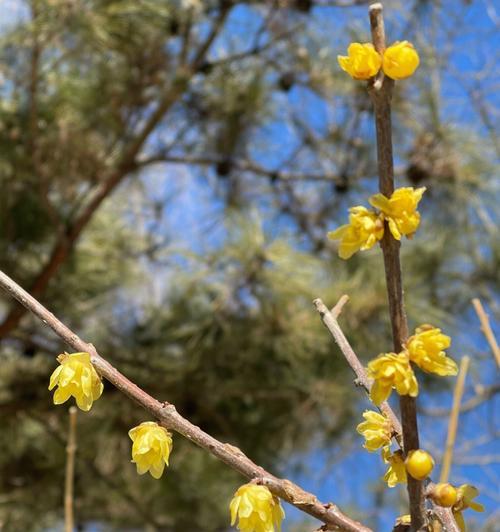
(53, 386), (72, 405)
(75, 392), (93, 412)
(48, 365), (63, 390)
(370, 379), (391, 406)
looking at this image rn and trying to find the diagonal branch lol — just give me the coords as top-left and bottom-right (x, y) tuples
(0, 269), (372, 532)
(313, 298), (402, 442)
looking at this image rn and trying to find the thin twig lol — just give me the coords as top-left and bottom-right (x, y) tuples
(65, 406), (77, 532)
(440, 356), (470, 483)
(330, 294), (350, 319)
(0, 269), (371, 532)
(472, 298), (500, 367)
(313, 298), (402, 441)
(368, 3), (425, 530)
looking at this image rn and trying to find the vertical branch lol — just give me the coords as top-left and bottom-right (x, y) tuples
(472, 298), (500, 367)
(440, 356), (470, 483)
(368, 3), (425, 530)
(65, 406), (78, 532)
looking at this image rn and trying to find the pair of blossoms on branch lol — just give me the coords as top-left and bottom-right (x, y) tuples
(328, 186), (426, 260)
(48, 353), (285, 532)
(338, 40), (419, 80)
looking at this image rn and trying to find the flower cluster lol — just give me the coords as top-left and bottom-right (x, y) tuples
(338, 41), (419, 80)
(357, 323), (457, 491)
(328, 187), (425, 260)
(229, 483), (285, 532)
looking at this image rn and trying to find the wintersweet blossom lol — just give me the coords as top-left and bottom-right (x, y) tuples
(369, 187), (426, 240)
(405, 449), (434, 480)
(337, 43), (382, 80)
(382, 41), (420, 80)
(48, 352), (103, 411)
(328, 206), (384, 259)
(430, 483), (458, 508)
(382, 448), (407, 488)
(452, 484), (484, 532)
(356, 410), (392, 452)
(230, 483), (285, 532)
(406, 325), (458, 376)
(129, 422), (173, 479)
(367, 352), (418, 406)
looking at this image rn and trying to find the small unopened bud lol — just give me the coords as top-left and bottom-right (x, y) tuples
(428, 483), (457, 507)
(405, 449), (434, 480)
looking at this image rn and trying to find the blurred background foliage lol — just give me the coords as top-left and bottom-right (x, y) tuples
(0, 0), (498, 530)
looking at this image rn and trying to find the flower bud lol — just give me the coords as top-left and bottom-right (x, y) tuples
(405, 449), (434, 480)
(382, 41), (419, 80)
(429, 483), (457, 507)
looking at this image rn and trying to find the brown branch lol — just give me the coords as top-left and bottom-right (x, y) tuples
(313, 298), (403, 443)
(472, 298), (500, 367)
(0, 269), (372, 532)
(137, 153), (345, 183)
(368, 3), (424, 529)
(424, 484), (461, 532)
(440, 356), (470, 483)
(64, 406), (77, 532)
(330, 294), (350, 319)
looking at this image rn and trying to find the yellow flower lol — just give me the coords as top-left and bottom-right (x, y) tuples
(356, 410), (392, 452)
(128, 421), (173, 479)
(230, 483), (285, 532)
(367, 352), (418, 406)
(406, 325), (458, 376)
(395, 515), (411, 526)
(429, 483), (458, 508)
(369, 187), (426, 240)
(48, 352), (103, 411)
(452, 484), (484, 532)
(338, 43), (382, 80)
(382, 41), (420, 80)
(328, 206), (384, 259)
(405, 449), (434, 480)
(382, 448), (407, 487)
